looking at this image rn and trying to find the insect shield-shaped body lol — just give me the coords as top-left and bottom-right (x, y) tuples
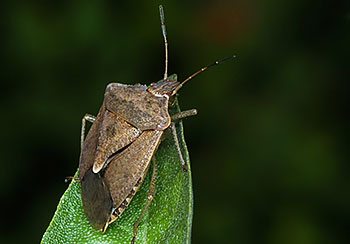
(77, 4), (234, 241)
(79, 75), (182, 232)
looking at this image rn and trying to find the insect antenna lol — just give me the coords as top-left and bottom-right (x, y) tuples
(159, 5), (168, 80)
(172, 55), (237, 95)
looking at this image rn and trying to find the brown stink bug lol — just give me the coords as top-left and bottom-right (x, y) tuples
(78, 5), (235, 243)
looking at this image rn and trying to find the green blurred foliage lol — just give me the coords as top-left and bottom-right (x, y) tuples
(0, 0), (349, 243)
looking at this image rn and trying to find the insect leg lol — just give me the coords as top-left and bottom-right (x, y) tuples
(81, 113), (96, 150)
(170, 122), (189, 172)
(171, 109), (197, 122)
(64, 176), (79, 183)
(170, 109), (197, 171)
(131, 158), (158, 244)
(68, 114), (95, 184)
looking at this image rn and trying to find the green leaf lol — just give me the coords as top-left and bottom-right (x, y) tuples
(41, 100), (193, 244)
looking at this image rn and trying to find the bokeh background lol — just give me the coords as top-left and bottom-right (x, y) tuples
(1, 0), (349, 243)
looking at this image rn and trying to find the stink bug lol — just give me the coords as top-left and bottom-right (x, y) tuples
(78, 5), (235, 243)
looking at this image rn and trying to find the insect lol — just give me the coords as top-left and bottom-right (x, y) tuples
(78, 5), (235, 243)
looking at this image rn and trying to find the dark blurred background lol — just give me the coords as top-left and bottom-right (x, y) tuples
(0, 0), (349, 243)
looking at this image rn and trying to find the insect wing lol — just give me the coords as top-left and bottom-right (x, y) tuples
(81, 168), (113, 231)
(79, 104), (142, 177)
(103, 130), (163, 222)
(79, 105), (105, 179)
(93, 109), (141, 173)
